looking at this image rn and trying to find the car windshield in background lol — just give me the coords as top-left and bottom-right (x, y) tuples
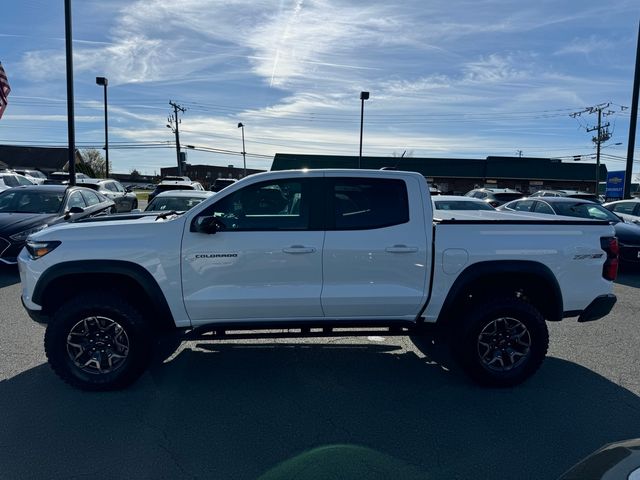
(434, 200), (495, 211)
(156, 184), (194, 193)
(146, 196), (207, 212)
(0, 175), (20, 187)
(79, 183), (100, 191)
(494, 193), (523, 202)
(0, 190), (64, 214)
(569, 194), (600, 202)
(553, 202), (620, 222)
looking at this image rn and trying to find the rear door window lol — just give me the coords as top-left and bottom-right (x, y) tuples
(328, 178), (409, 230)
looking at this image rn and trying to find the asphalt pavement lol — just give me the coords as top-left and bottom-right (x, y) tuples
(0, 265), (639, 480)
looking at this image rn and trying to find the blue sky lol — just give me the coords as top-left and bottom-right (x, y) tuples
(1, 0), (638, 176)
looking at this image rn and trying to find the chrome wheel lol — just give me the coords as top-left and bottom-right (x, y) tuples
(477, 317), (531, 372)
(66, 316), (130, 374)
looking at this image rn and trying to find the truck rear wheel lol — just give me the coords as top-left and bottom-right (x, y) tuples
(44, 293), (152, 391)
(451, 297), (549, 387)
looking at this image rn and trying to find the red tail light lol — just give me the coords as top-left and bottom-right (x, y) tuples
(600, 236), (619, 281)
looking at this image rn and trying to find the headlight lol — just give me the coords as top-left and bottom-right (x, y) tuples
(9, 224), (48, 242)
(25, 240), (61, 260)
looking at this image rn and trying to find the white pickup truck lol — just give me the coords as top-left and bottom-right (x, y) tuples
(18, 169), (619, 390)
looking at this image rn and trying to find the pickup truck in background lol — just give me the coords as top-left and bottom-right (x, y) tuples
(17, 169), (618, 390)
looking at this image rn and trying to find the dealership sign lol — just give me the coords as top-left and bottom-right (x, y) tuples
(606, 170), (625, 199)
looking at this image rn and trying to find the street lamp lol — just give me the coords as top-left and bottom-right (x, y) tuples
(359, 91), (369, 169)
(237, 122), (246, 177)
(95, 76), (109, 178)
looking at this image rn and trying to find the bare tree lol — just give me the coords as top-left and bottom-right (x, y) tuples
(130, 168), (141, 181)
(81, 149), (106, 178)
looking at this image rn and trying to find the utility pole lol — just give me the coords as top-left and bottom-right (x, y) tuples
(168, 101), (186, 176)
(570, 103), (622, 194)
(588, 107), (607, 194)
(625, 20), (640, 199)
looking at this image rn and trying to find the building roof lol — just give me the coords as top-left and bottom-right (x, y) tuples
(271, 153), (607, 182)
(0, 145), (83, 172)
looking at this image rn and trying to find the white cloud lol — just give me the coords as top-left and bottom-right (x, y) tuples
(555, 36), (614, 56)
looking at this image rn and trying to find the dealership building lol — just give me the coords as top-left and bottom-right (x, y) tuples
(270, 154), (608, 195)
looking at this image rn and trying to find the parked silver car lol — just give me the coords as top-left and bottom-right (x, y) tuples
(76, 178), (138, 213)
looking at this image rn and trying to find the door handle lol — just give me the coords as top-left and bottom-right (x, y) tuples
(283, 245), (316, 254)
(385, 245), (418, 253)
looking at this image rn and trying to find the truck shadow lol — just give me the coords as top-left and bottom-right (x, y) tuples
(1, 342), (639, 480)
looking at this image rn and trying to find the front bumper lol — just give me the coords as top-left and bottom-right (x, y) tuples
(578, 294), (617, 323)
(21, 296), (50, 325)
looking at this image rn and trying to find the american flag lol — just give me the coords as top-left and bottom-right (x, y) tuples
(0, 62), (11, 120)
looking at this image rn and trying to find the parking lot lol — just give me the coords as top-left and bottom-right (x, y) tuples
(0, 266), (639, 480)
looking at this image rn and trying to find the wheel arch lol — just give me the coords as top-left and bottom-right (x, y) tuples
(436, 260), (563, 330)
(33, 260), (175, 331)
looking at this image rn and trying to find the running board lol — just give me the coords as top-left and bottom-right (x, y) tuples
(183, 320), (435, 342)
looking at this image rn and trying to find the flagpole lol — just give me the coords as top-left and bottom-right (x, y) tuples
(64, 0), (76, 186)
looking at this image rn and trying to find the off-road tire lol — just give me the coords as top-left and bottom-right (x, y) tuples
(451, 297), (549, 387)
(44, 293), (152, 391)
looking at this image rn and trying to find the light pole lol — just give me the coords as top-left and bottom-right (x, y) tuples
(238, 122), (246, 177)
(359, 91), (369, 169)
(64, 0), (76, 185)
(95, 76), (109, 178)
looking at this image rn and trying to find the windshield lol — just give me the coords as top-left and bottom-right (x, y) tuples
(0, 190), (64, 214)
(434, 200), (495, 211)
(552, 202), (620, 222)
(0, 175), (19, 187)
(568, 194), (600, 202)
(156, 184), (194, 193)
(146, 195), (206, 212)
(493, 193), (523, 202)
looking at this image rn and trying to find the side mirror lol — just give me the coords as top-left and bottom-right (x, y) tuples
(125, 186), (133, 192)
(65, 206), (84, 219)
(191, 215), (219, 234)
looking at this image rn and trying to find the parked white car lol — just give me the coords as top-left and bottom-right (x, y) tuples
(433, 195), (496, 212)
(603, 199), (640, 225)
(14, 169), (47, 184)
(0, 172), (35, 191)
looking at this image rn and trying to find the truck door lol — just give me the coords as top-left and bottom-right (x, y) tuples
(181, 175), (325, 323)
(321, 174), (429, 318)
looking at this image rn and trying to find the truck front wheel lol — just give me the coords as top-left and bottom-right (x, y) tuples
(451, 297), (549, 387)
(44, 293), (152, 391)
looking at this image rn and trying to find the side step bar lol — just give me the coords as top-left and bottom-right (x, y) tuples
(182, 320), (436, 342)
